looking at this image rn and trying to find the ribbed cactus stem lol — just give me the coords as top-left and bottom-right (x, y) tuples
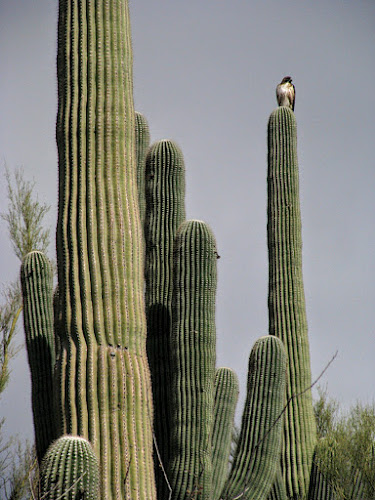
(221, 335), (286, 500)
(135, 112), (151, 227)
(267, 106), (317, 498)
(212, 368), (239, 500)
(40, 436), (100, 500)
(307, 457), (338, 500)
(168, 220), (218, 500)
(20, 250), (57, 462)
(267, 467), (287, 500)
(144, 139), (186, 496)
(56, 1), (155, 498)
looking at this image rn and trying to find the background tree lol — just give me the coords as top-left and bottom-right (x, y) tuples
(314, 388), (375, 499)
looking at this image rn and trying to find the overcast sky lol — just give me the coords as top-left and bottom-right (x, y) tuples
(1, 1), (375, 444)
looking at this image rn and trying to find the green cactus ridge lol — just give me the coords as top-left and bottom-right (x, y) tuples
(307, 460), (338, 500)
(267, 106), (317, 497)
(168, 220), (218, 500)
(135, 112), (151, 227)
(267, 466), (287, 500)
(40, 435), (100, 500)
(144, 139), (186, 496)
(54, 1), (155, 497)
(212, 368), (239, 500)
(20, 250), (57, 462)
(221, 335), (286, 500)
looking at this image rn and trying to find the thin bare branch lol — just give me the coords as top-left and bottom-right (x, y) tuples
(152, 433), (172, 500)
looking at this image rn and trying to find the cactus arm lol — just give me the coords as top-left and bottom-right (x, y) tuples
(20, 250), (57, 462)
(168, 220), (217, 500)
(267, 106), (317, 497)
(55, 1), (155, 497)
(144, 139), (186, 496)
(212, 367), (239, 500)
(220, 335), (286, 500)
(135, 112), (151, 228)
(40, 436), (100, 500)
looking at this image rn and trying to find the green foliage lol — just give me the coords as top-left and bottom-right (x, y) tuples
(0, 438), (35, 500)
(314, 389), (375, 499)
(1, 167), (50, 262)
(314, 388), (339, 439)
(0, 282), (22, 395)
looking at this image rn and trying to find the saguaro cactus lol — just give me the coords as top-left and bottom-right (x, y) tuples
(144, 139), (186, 495)
(21, 2), (324, 498)
(20, 251), (57, 462)
(212, 368), (239, 499)
(267, 106), (317, 498)
(54, 0), (155, 497)
(135, 112), (151, 227)
(168, 220), (218, 500)
(221, 335), (287, 500)
(141, 137), (287, 500)
(40, 436), (100, 500)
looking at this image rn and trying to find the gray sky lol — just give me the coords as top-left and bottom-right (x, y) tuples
(1, 0), (375, 443)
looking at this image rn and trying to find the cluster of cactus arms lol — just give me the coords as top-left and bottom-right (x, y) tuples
(19, 0), (351, 499)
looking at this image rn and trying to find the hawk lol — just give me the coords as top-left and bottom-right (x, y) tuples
(276, 76), (295, 111)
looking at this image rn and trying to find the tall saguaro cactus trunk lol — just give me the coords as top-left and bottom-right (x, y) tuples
(55, 1), (155, 498)
(267, 106), (317, 498)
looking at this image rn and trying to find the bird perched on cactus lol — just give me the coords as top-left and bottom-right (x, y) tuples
(276, 76), (295, 111)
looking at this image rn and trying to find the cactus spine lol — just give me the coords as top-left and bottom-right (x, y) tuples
(40, 436), (100, 500)
(267, 106), (317, 498)
(55, 0), (155, 498)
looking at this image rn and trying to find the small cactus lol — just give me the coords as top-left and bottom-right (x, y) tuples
(40, 436), (100, 500)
